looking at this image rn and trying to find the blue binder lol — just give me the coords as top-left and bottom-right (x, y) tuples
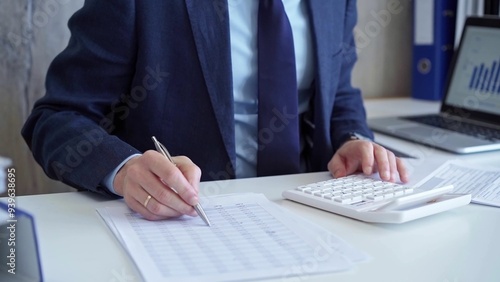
(0, 202), (43, 281)
(412, 0), (457, 100)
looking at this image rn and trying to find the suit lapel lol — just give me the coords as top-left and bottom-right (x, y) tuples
(306, 0), (344, 168)
(307, 0), (343, 114)
(185, 0), (236, 171)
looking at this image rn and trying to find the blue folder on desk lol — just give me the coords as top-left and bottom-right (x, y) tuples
(0, 202), (43, 282)
(412, 0), (457, 100)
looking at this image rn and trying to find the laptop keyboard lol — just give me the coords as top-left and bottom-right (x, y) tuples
(403, 115), (500, 141)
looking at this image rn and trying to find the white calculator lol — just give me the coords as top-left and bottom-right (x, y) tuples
(282, 174), (471, 223)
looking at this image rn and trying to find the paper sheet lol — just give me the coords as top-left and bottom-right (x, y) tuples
(97, 193), (368, 282)
(416, 160), (500, 207)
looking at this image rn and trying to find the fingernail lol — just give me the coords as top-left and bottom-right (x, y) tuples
(190, 196), (199, 206)
(363, 166), (372, 175)
(402, 174), (409, 183)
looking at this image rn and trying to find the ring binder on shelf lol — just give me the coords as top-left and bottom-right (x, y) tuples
(484, 0), (500, 15)
(412, 0), (457, 100)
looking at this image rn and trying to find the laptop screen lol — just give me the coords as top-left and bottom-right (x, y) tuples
(445, 25), (500, 116)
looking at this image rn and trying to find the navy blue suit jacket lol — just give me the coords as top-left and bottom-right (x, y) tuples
(22, 0), (373, 196)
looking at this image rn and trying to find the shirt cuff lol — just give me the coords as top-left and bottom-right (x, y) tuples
(101, 154), (142, 195)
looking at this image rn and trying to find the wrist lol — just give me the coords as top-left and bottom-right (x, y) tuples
(113, 154), (141, 196)
(113, 168), (125, 196)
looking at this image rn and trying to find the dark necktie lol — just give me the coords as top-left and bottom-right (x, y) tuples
(257, 0), (301, 176)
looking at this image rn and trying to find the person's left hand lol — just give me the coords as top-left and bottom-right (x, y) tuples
(328, 140), (409, 183)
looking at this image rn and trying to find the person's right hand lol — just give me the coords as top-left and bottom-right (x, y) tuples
(113, 150), (202, 221)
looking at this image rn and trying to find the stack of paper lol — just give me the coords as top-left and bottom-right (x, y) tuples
(98, 193), (369, 281)
(416, 160), (500, 207)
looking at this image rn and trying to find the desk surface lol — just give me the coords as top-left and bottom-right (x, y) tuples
(5, 98), (500, 282)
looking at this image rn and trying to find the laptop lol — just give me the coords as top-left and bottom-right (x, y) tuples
(368, 16), (500, 154)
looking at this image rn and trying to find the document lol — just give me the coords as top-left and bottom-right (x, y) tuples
(416, 160), (500, 207)
(97, 193), (369, 282)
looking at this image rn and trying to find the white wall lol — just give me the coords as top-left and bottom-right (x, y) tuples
(353, 0), (413, 98)
(0, 0), (85, 195)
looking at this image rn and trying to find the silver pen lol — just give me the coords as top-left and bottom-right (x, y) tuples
(151, 136), (211, 227)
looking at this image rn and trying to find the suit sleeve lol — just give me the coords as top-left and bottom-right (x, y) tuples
(21, 0), (140, 196)
(330, 0), (374, 151)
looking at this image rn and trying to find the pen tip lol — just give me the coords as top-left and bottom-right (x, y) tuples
(203, 217), (211, 227)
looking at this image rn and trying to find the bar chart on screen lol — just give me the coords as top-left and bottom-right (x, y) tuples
(446, 25), (500, 113)
(468, 59), (500, 94)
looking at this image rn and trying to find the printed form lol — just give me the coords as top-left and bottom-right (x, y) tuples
(98, 193), (368, 282)
(416, 160), (500, 207)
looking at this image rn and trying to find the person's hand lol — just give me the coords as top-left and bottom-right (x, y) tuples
(328, 140), (409, 183)
(113, 150), (202, 221)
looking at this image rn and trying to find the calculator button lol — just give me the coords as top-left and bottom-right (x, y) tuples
(335, 197), (353, 204)
(313, 191), (323, 197)
(350, 196), (363, 204)
(404, 188), (414, 194)
(383, 193), (394, 199)
(393, 190), (405, 197)
(296, 186), (310, 192)
(367, 194), (385, 201)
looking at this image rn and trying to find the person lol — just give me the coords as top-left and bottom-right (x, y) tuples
(22, 0), (408, 221)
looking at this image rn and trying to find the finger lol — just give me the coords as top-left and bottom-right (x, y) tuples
(141, 193), (186, 218)
(396, 157), (409, 183)
(328, 154), (347, 178)
(131, 196), (179, 221)
(358, 141), (375, 175)
(141, 171), (197, 216)
(386, 150), (397, 182)
(173, 156), (202, 194)
(145, 151), (199, 206)
(373, 144), (390, 180)
(123, 186), (173, 221)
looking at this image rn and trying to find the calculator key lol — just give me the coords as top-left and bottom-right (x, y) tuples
(367, 194), (385, 201)
(296, 186), (310, 192)
(321, 193), (333, 198)
(393, 190), (405, 197)
(352, 191), (363, 197)
(383, 193), (394, 199)
(350, 196), (363, 204)
(404, 188), (414, 194)
(335, 197), (353, 204)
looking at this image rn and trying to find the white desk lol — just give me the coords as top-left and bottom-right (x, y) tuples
(4, 98), (500, 282)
